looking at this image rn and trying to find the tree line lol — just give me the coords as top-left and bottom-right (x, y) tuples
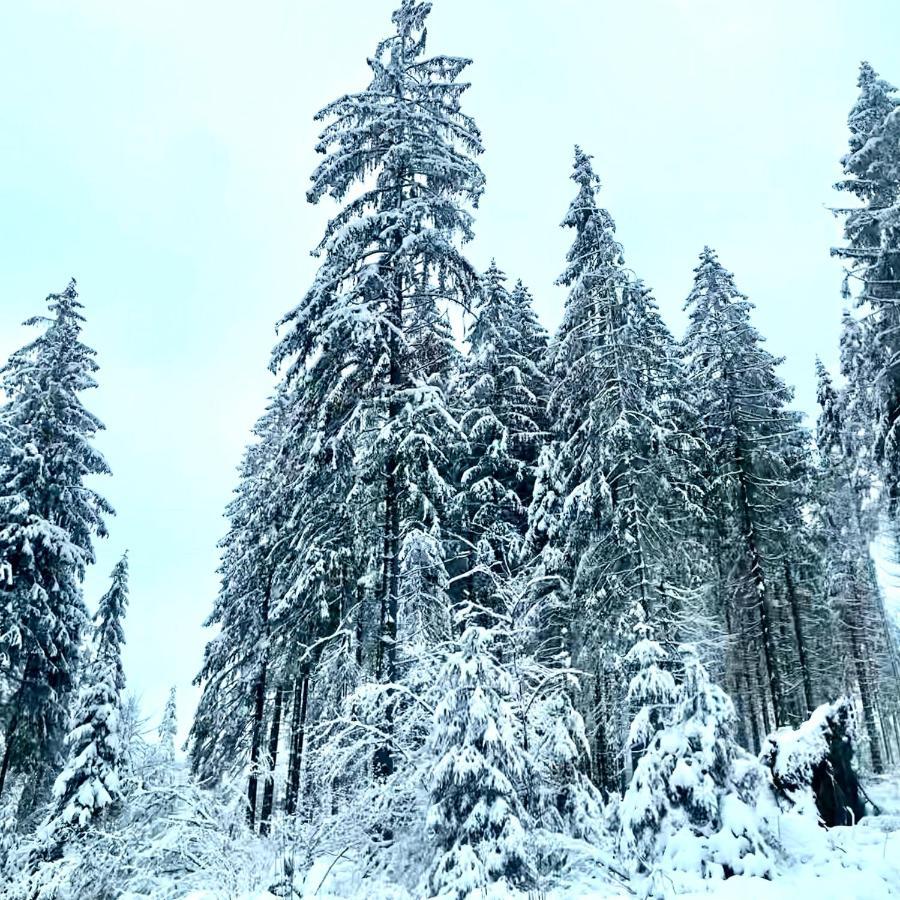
(0, 1), (898, 895)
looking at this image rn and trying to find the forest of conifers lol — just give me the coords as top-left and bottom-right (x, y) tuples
(1, 2), (900, 898)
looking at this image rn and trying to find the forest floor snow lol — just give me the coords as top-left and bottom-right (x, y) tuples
(182, 770), (900, 900)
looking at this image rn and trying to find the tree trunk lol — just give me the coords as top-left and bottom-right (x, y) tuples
(374, 274), (403, 784)
(753, 647), (773, 738)
(735, 449), (786, 726)
(848, 621), (885, 773)
(355, 583), (365, 669)
(284, 675), (309, 817)
(259, 684), (285, 835)
(247, 572), (273, 828)
(742, 645), (763, 753)
(0, 710), (20, 799)
(784, 562), (814, 716)
(0, 653), (37, 798)
(246, 660), (268, 829)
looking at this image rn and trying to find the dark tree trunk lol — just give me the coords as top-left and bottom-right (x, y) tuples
(850, 628), (885, 774)
(743, 648), (763, 753)
(247, 659), (268, 829)
(735, 450), (786, 727)
(749, 643), (772, 741)
(0, 654), (37, 798)
(259, 684), (285, 836)
(355, 583), (365, 669)
(284, 675), (309, 817)
(247, 575), (272, 829)
(0, 710), (20, 799)
(784, 562), (814, 716)
(374, 279), (403, 785)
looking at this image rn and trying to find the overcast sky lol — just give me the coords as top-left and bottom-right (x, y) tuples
(1, 0), (897, 743)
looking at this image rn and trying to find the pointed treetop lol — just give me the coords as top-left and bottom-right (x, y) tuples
(557, 146), (624, 287)
(571, 145), (600, 190)
(837, 61), (899, 205)
(95, 552), (129, 692)
(848, 62), (897, 149)
(392, 0), (432, 32)
(684, 246), (752, 315)
(815, 356), (831, 387)
(159, 686), (178, 760)
(483, 258), (507, 288)
(839, 309), (866, 377)
(699, 245), (718, 265)
(42, 277), (81, 320)
(509, 279), (548, 360)
(815, 358), (843, 453)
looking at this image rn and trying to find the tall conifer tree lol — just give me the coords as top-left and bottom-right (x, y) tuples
(833, 62), (900, 510)
(683, 249), (812, 737)
(270, 0), (484, 781)
(51, 553), (128, 829)
(0, 280), (112, 803)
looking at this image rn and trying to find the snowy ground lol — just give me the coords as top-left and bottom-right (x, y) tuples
(174, 771), (900, 900)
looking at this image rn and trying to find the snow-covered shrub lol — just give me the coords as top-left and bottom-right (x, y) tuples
(3, 773), (259, 900)
(624, 638), (677, 756)
(528, 689), (603, 844)
(619, 646), (775, 885)
(424, 625), (533, 899)
(49, 661), (123, 830)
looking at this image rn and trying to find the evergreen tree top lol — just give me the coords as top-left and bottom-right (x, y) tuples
(305, 0), (484, 215)
(847, 62), (897, 155)
(815, 358), (845, 456)
(159, 686), (178, 748)
(683, 247), (807, 490)
(557, 146), (624, 288)
(837, 61), (899, 208)
(0, 278), (112, 570)
(684, 246), (746, 310)
(5, 278), (99, 397)
(95, 552), (129, 691)
(96, 553), (128, 642)
(683, 247), (784, 366)
(467, 261), (510, 350)
(509, 279), (549, 365)
(271, 0), (485, 434)
(815, 357), (837, 417)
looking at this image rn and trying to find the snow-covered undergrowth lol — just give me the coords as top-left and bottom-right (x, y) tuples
(267, 774), (900, 900)
(3, 705), (899, 899)
(165, 782), (899, 900)
(37, 769), (890, 900)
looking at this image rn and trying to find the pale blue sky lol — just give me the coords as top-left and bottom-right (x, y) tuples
(1, 0), (897, 742)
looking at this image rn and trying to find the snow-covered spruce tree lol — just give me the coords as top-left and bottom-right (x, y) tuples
(158, 687), (177, 763)
(623, 626), (677, 770)
(617, 631), (678, 869)
(619, 646), (773, 883)
(815, 362), (900, 770)
(0, 280), (113, 810)
(94, 553), (128, 696)
(509, 279), (550, 390)
(425, 624), (532, 899)
(50, 552), (128, 830)
(531, 148), (706, 793)
(189, 394), (290, 831)
(270, 0), (484, 792)
(682, 248), (814, 739)
(456, 261), (548, 614)
(833, 62), (900, 512)
(265, 361), (383, 823)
